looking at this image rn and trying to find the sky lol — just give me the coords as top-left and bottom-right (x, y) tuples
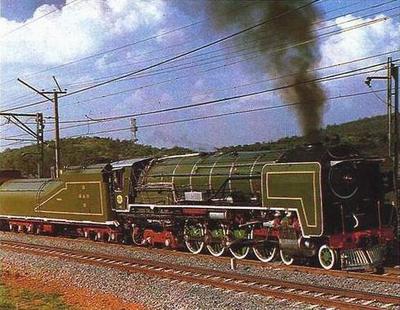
(0, 0), (399, 151)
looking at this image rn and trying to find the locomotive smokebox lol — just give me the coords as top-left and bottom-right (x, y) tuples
(277, 136), (360, 164)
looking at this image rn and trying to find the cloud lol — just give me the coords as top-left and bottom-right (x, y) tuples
(190, 79), (213, 103)
(155, 27), (185, 44)
(320, 14), (400, 67)
(0, 0), (165, 65)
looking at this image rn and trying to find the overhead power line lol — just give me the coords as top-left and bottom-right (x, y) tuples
(5, 60), (391, 142)
(56, 59), (398, 125)
(2, 51), (398, 147)
(6, 49), (399, 129)
(57, 48), (398, 116)
(0, 0), (319, 113)
(2, 6), (397, 113)
(64, 1), (321, 96)
(65, 0), (400, 88)
(3, 56), (397, 142)
(0, 88), (386, 144)
(1, 0), (394, 91)
(61, 8), (400, 97)
(57, 89), (389, 138)
(59, 2), (400, 90)
(0, 0), (83, 38)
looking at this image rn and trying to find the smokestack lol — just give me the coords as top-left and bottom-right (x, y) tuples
(204, 1), (325, 141)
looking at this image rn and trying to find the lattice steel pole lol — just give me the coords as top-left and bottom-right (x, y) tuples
(392, 65), (399, 250)
(36, 113), (44, 178)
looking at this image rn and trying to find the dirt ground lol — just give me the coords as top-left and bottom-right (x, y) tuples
(1, 263), (144, 310)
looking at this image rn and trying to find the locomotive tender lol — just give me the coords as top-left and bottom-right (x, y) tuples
(0, 142), (394, 270)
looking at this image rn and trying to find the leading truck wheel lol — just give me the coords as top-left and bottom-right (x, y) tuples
(318, 245), (337, 270)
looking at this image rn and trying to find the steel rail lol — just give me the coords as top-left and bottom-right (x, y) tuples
(1, 231), (398, 284)
(117, 241), (400, 284)
(0, 240), (398, 309)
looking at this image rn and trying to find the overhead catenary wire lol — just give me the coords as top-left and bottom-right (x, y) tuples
(2, 2), (396, 150)
(1, 0), (333, 90)
(55, 1), (323, 96)
(3, 60), (393, 143)
(58, 48), (399, 116)
(2, 88), (385, 144)
(76, 8), (400, 86)
(59, 0), (400, 89)
(9, 48), (400, 127)
(2, 1), (396, 149)
(1, 0), (394, 92)
(54, 59), (399, 124)
(0, 0), (83, 38)
(2, 55), (397, 142)
(2, 0), (398, 117)
(34, 2), (400, 92)
(0, 0), (320, 112)
(2, 54), (399, 152)
(74, 89), (388, 137)
(2, 7), (397, 114)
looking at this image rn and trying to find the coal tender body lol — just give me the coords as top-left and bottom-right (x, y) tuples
(0, 164), (118, 240)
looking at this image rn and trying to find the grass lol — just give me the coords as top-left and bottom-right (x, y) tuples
(0, 284), (14, 310)
(0, 282), (74, 310)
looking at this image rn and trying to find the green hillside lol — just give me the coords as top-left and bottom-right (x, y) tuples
(0, 114), (392, 177)
(0, 137), (191, 177)
(218, 115), (389, 156)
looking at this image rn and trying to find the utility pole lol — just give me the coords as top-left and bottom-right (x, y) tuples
(366, 58), (400, 263)
(48, 91), (62, 178)
(365, 59), (392, 156)
(0, 112), (44, 177)
(392, 65), (399, 246)
(18, 76), (66, 178)
(387, 57), (393, 157)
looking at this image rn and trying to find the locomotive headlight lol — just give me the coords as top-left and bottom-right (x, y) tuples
(329, 162), (359, 199)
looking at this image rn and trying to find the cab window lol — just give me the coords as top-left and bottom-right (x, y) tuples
(113, 170), (124, 191)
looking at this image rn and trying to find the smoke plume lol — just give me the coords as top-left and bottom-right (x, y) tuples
(204, 1), (325, 139)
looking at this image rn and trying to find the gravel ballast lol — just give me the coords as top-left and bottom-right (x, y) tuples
(0, 231), (399, 309)
(0, 249), (314, 309)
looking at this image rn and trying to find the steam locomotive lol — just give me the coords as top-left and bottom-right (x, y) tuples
(0, 142), (394, 270)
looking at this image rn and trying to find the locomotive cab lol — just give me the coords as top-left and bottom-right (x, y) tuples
(111, 166), (128, 210)
(110, 158), (152, 211)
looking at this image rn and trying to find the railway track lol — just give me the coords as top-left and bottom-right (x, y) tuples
(222, 255), (400, 285)
(96, 240), (400, 284)
(1, 239), (399, 310)
(1, 231), (399, 284)
(2, 231), (399, 284)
